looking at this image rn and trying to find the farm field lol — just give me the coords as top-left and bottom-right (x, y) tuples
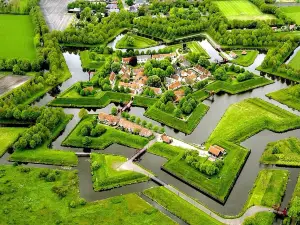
(281, 6), (300, 25)
(0, 15), (36, 60)
(215, 1), (276, 21)
(116, 34), (157, 49)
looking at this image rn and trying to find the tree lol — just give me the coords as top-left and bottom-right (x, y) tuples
(82, 137), (92, 146)
(214, 67), (228, 81)
(125, 0), (134, 6)
(111, 62), (121, 73)
(174, 108), (182, 118)
(111, 107), (118, 116)
(147, 75), (161, 87)
(79, 108), (88, 119)
(126, 36), (134, 46)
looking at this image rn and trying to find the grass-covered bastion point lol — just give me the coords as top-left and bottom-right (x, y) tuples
(1, 0), (300, 224)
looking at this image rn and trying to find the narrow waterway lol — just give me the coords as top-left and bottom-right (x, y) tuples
(2, 48), (299, 219)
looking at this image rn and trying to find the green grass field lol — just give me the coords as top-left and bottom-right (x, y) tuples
(116, 34), (157, 49)
(245, 169), (289, 209)
(260, 137), (300, 166)
(207, 98), (300, 145)
(62, 115), (149, 149)
(281, 6), (300, 25)
(0, 127), (26, 157)
(0, 165), (176, 225)
(144, 186), (222, 225)
(0, 15), (36, 60)
(288, 50), (300, 70)
(91, 153), (149, 191)
(187, 41), (210, 58)
(266, 84), (300, 111)
(215, 1), (276, 21)
(243, 212), (275, 225)
(148, 142), (249, 203)
(229, 50), (259, 67)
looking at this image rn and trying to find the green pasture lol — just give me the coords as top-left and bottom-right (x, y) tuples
(229, 50), (259, 67)
(288, 50), (300, 70)
(187, 41), (210, 58)
(281, 6), (300, 25)
(0, 165), (176, 225)
(116, 34), (157, 49)
(0, 127), (26, 156)
(215, 1), (276, 21)
(0, 15), (36, 60)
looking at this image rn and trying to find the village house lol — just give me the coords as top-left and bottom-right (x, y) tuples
(119, 118), (153, 137)
(98, 112), (120, 126)
(83, 86), (94, 92)
(229, 51), (237, 59)
(152, 53), (176, 61)
(149, 87), (162, 95)
(122, 57), (131, 64)
(109, 72), (116, 85)
(168, 80), (181, 90)
(208, 145), (226, 158)
(174, 89), (185, 102)
(161, 134), (173, 144)
(241, 50), (247, 55)
(137, 55), (151, 64)
(185, 73), (197, 84)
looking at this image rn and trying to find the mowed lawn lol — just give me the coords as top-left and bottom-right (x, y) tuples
(0, 127), (26, 156)
(215, 1), (276, 21)
(0, 15), (36, 60)
(281, 6), (300, 25)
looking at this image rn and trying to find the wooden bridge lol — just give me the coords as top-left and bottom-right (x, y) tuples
(130, 147), (147, 162)
(121, 100), (133, 112)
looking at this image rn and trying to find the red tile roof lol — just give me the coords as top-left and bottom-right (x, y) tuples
(168, 81), (181, 90)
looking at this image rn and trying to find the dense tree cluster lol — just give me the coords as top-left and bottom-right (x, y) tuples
(55, 11), (135, 45)
(142, 87), (157, 97)
(183, 150), (224, 176)
(13, 108), (67, 150)
(134, 8), (208, 40)
(75, 82), (96, 96)
(116, 46), (178, 58)
(177, 95), (198, 116)
(194, 79), (209, 90)
(80, 119), (106, 137)
(144, 58), (175, 79)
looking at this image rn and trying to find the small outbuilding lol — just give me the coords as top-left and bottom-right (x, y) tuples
(208, 145), (225, 157)
(241, 50), (247, 55)
(161, 134), (173, 144)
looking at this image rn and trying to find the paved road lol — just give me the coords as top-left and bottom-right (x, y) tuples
(40, 0), (74, 31)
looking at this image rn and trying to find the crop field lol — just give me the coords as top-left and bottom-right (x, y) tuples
(0, 165), (175, 225)
(288, 50), (300, 70)
(187, 41), (210, 58)
(91, 153), (149, 191)
(260, 137), (300, 166)
(281, 6), (300, 25)
(62, 115), (149, 149)
(116, 34), (157, 49)
(0, 15), (36, 60)
(215, 1), (276, 21)
(266, 84), (300, 111)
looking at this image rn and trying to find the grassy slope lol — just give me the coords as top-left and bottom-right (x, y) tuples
(116, 34), (157, 49)
(205, 76), (273, 94)
(62, 115), (149, 149)
(281, 6), (300, 25)
(244, 169), (289, 209)
(242, 212), (275, 225)
(230, 50), (259, 67)
(207, 98), (300, 145)
(79, 50), (107, 70)
(288, 50), (300, 70)
(0, 165), (176, 225)
(145, 102), (209, 134)
(144, 186), (222, 225)
(91, 153), (149, 191)
(0, 15), (36, 60)
(10, 115), (78, 166)
(0, 127), (26, 157)
(187, 41), (210, 58)
(215, 1), (275, 21)
(148, 142), (249, 203)
(260, 137), (300, 166)
(266, 84), (300, 111)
